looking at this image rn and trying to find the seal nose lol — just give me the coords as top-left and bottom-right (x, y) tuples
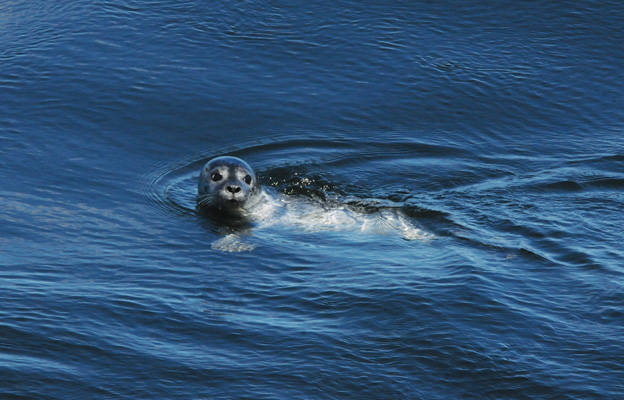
(226, 185), (241, 194)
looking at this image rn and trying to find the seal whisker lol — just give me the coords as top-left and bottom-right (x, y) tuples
(197, 195), (212, 206)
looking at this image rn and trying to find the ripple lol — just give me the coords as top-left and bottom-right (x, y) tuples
(526, 176), (624, 193)
(144, 137), (449, 244)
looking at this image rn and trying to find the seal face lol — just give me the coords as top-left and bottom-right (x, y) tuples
(197, 156), (259, 215)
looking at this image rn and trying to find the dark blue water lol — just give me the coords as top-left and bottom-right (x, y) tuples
(2, 1), (623, 398)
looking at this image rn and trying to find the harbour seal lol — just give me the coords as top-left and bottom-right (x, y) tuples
(197, 156), (259, 216)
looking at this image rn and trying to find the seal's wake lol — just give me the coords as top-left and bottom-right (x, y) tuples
(211, 189), (434, 252)
(198, 156), (434, 252)
(249, 189), (433, 239)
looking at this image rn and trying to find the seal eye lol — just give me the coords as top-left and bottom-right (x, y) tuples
(244, 175), (252, 185)
(211, 172), (222, 182)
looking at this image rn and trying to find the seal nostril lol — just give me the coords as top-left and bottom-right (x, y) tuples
(227, 185), (241, 193)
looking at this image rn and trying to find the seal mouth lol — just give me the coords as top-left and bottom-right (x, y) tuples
(228, 199), (240, 206)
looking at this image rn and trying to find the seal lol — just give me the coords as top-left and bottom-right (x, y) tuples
(197, 156), (259, 216)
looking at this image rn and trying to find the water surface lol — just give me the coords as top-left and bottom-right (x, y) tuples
(1, 1), (623, 399)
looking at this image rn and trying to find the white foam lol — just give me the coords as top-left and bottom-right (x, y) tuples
(245, 189), (435, 241)
(210, 233), (256, 253)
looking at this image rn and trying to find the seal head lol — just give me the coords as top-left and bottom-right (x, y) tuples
(197, 156), (259, 215)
